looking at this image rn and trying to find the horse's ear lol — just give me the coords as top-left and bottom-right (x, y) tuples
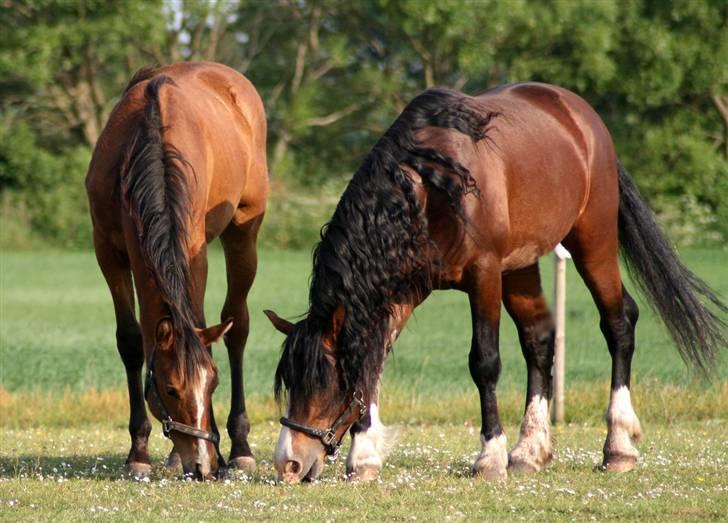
(156, 317), (174, 351)
(322, 305), (345, 352)
(264, 310), (294, 336)
(196, 318), (233, 347)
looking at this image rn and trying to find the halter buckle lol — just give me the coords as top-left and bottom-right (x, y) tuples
(322, 430), (337, 448)
(162, 416), (174, 438)
(353, 390), (367, 417)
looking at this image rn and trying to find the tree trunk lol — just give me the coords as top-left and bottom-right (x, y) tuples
(712, 95), (728, 160)
(272, 129), (292, 174)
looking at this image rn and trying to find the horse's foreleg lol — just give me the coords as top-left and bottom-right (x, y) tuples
(94, 237), (152, 478)
(467, 266), (508, 480)
(345, 303), (412, 480)
(502, 264), (554, 474)
(346, 396), (393, 481)
(219, 217), (262, 472)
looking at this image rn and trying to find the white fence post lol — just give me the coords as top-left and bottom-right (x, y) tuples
(551, 244), (570, 424)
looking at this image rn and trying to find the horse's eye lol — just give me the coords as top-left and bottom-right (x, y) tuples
(166, 387), (180, 399)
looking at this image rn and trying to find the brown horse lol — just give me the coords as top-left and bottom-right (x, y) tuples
(265, 83), (726, 482)
(86, 62), (268, 480)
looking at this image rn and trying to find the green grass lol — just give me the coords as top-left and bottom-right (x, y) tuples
(1, 420), (726, 521)
(1, 248), (726, 397)
(0, 248), (727, 521)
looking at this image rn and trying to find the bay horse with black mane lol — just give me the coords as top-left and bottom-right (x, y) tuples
(265, 82), (726, 482)
(86, 62), (268, 480)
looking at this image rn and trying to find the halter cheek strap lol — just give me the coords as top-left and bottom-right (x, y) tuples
(144, 344), (224, 468)
(279, 391), (368, 456)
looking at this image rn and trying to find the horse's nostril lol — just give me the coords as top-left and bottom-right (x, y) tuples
(284, 460), (301, 475)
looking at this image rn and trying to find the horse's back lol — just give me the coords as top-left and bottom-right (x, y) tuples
(467, 83), (618, 268)
(87, 62), (268, 250)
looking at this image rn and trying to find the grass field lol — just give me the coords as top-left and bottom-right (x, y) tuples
(1, 248), (727, 521)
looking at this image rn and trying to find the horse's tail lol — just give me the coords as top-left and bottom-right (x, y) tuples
(616, 160), (727, 375)
(120, 75), (199, 361)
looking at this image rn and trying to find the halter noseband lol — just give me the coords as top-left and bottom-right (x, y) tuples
(144, 344), (221, 445)
(279, 391), (368, 456)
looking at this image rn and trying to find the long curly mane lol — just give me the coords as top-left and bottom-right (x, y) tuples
(275, 88), (497, 407)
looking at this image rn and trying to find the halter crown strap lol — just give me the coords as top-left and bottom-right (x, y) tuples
(279, 391), (368, 455)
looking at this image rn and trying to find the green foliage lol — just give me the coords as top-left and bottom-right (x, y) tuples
(0, 119), (92, 249)
(1, 0), (726, 248)
(260, 187), (341, 250)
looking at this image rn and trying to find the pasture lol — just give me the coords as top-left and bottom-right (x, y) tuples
(1, 248), (727, 520)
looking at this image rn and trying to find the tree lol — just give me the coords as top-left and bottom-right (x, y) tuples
(1, 0), (167, 147)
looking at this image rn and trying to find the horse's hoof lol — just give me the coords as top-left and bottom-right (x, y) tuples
(472, 464), (507, 481)
(228, 456), (256, 472)
(165, 452), (182, 471)
(472, 456), (508, 480)
(508, 458), (540, 475)
(602, 454), (637, 473)
(508, 447), (552, 474)
(127, 461), (152, 479)
(347, 464), (381, 481)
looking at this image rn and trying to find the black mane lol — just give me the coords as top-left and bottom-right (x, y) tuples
(120, 75), (210, 380)
(275, 88), (497, 405)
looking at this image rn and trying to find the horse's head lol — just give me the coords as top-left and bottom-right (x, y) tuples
(265, 308), (369, 483)
(146, 317), (232, 480)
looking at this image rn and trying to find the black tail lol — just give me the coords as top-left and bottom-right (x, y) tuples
(617, 161), (727, 375)
(121, 75), (205, 376)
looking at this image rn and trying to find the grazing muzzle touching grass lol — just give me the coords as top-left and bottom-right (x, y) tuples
(145, 318), (232, 480)
(266, 310), (370, 482)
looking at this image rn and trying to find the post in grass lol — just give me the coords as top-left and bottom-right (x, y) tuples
(551, 243), (571, 424)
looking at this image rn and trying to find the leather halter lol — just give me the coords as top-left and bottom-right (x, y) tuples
(144, 344), (220, 445)
(279, 391), (368, 456)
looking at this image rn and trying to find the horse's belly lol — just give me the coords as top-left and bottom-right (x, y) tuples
(501, 243), (545, 271)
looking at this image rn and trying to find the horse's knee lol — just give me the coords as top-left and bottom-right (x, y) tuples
(469, 347), (501, 385)
(522, 316), (554, 372)
(220, 307), (249, 348)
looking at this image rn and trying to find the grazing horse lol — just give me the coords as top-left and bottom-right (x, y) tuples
(265, 83), (726, 482)
(86, 62), (268, 479)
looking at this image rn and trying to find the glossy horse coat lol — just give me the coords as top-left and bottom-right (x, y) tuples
(267, 83), (725, 482)
(86, 62), (268, 479)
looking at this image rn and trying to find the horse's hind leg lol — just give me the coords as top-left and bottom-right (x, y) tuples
(563, 230), (642, 472)
(502, 264), (555, 474)
(93, 235), (152, 478)
(219, 214), (264, 472)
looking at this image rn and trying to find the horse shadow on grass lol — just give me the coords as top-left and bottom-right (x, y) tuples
(0, 453), (283, 483)
(1, 449), (482, 483)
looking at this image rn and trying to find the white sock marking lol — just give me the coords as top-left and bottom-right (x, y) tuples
(474, 432), (508, 477)
(510, 394), (551, 469)
(605, 385), (642, 456)
(347, 403), (387, 471)
(195, 368), (209, 467)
